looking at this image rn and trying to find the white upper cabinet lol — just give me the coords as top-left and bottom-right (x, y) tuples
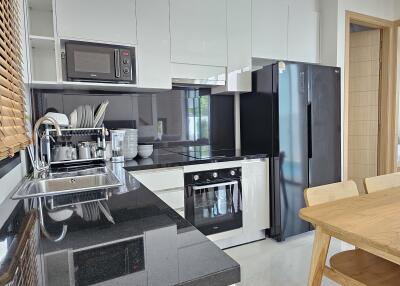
(213, 0), (252, 94)
(170, 0), (227, 67)
(252, 0), (289, 61)
(55, 0), (137, 45)
(252, 0), (320, 64)
(136, 0), (171, 89)
(288, 7), (320, 63)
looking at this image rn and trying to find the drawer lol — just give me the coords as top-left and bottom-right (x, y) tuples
(154, 188), (184, 210)
(130, 168), (184, 191)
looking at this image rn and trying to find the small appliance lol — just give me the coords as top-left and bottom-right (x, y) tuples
(110, 130), (125, 162)
(62, 41), (136, 84)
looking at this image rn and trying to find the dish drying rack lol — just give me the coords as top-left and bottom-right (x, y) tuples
(44, 126), (107, 166)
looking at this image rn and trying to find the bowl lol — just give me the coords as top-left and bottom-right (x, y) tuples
(138, 145), (153, 158)
(47, 207), (74, 222)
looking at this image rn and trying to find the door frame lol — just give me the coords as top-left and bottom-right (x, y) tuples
(344, 11), (398, 179)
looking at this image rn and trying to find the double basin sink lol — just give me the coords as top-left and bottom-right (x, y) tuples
(13, 167), (122, 199)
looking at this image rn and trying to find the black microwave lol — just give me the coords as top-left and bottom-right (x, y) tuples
(63, 41), (136, 84)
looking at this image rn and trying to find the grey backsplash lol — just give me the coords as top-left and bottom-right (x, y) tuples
(32, 88), (235, 149)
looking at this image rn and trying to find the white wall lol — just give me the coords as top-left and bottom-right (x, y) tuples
(318, 0), (398, 179)
(319, 0), (338, 67)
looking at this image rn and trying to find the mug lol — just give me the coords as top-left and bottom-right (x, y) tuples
(78, 143), (91, 160)
(52, 146), (74, 161)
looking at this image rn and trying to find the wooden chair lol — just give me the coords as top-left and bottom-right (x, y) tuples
(364, 172), (400, 193)
(304, 180), (400, 286)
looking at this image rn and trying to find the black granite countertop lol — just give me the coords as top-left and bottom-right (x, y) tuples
(40, 162), (240, 286)
(124, 145), (268, 171)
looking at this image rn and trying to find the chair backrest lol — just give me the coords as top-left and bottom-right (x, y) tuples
(304, 180), (359, 207)
(364, 172), (400, 194)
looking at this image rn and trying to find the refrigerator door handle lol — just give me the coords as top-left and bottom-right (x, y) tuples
(308, 102), (312, 158)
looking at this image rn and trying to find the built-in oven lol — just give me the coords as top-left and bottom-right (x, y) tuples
(184, 167), (242, 236)
(62, 41), (136, 84)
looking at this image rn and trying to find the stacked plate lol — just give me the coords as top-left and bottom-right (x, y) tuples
(119, 128), (138, 159)
(69, 101), (109, 128)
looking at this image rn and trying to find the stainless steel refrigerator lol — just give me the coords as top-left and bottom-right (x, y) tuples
(240, 62), (341, 241)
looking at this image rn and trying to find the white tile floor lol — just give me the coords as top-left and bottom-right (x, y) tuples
(225, 231), (353, 286)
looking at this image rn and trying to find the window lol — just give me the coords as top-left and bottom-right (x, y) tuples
(0, 0), (29, 159)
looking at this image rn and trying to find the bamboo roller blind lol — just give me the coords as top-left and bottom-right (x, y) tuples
(0, 0), (29, 159)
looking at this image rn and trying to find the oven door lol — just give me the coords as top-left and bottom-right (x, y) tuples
(185, 180), (242, 236)
(65, 42), (119, 82)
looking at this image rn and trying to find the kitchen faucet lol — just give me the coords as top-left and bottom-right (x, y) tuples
(32, 116), (62, 176)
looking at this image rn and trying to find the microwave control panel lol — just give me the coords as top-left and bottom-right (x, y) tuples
(119, 49), (133, 81)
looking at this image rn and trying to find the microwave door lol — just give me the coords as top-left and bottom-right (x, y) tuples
(65, 43), (118, 81)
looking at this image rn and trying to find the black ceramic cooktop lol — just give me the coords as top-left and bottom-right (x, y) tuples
(124, 145), (266, 172)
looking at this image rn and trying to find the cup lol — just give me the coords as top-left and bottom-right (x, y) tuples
(78, 142), (91, 160)
(52, 145), (73, 161)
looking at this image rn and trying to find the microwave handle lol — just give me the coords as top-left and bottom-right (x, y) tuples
(114, 49), (121, 78)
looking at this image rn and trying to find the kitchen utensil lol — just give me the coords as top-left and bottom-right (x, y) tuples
(43, 112), (69, 127)
(77, 106), (83, 128)
(110, 130), (125, 162)
(119, 128), (138, 159)
(70, 146), (77, 160)
(52, 145), (74, 161)
(94, 101), (109, 127)
(105, 141), (112, 160)
(86, 105), (92, 128)
(90, 142), (98, 158)
(75, 204), (83, 219)
(78, 142), (91, 160)
(138, 145), (153, 158)
(97, 201), (115, 224)
(82, 105), (88, 128)
(47, 207), (74, 222)
(70, 109), (78, 128)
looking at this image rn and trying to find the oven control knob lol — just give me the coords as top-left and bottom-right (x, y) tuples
(212, 172), (218, 178)
(230, 170), (236, 176)
(193, 174), (200, 181)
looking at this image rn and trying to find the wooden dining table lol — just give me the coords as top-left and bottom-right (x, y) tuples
(299, 188), (400, 286)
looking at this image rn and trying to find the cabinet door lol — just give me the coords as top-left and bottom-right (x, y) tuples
(252, 0), (288, 60)
(213, 0), (251, 93)
(288, 9), (320, 63)
(241, 159), (270, 231)
(170, 0), (227, 67)
(130, 168), (184, 192)
(136, 0), (171, 89)
(55, 0), (137, 45)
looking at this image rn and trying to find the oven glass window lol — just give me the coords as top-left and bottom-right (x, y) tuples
(193, 182), (242, 229)
(74, 51), (111, 73)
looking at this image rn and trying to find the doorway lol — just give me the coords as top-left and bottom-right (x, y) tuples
(347, 24), (381, 193)
(344, 12), (398, 190)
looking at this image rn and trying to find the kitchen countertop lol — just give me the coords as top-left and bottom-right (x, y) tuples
(124, 145), (268, 171)
(40, 162), (241, 286)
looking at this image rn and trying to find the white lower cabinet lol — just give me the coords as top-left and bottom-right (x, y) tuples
(130, 167), (185, 216)
(153, 188), (184, 213)
(241, 159), (270, 231)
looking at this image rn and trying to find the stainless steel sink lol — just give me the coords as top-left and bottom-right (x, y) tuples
(12, 167), (122, 199)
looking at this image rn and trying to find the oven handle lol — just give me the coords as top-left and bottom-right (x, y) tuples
(192, 181), (238, 191)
